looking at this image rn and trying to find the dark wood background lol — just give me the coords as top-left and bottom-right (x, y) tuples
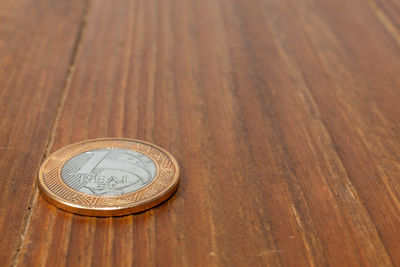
(1, 0), (400, 266)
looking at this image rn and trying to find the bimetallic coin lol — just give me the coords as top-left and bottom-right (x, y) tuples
(37, 138), (180, 216)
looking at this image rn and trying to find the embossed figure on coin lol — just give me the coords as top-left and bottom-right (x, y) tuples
(61, 149), (157, 196)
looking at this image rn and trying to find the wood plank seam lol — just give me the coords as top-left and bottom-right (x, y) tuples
(10, 1), (92, 266)
(4, 0), (400, 265)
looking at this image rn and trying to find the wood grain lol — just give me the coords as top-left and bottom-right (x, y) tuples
(1, 0), (400, 266)
(0, 0), (86, 266)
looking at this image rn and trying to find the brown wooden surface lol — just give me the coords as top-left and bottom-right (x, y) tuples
(1, 0), (400, 266)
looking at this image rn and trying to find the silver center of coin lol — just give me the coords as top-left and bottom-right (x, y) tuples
(61, 148), (157, 196)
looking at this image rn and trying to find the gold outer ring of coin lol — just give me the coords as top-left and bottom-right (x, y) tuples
(37, 138), (180, 216)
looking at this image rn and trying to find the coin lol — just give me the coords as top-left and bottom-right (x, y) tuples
(37, 138), (180, 216)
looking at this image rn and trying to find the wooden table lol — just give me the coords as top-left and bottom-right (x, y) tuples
(1, 0), (400, 266)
